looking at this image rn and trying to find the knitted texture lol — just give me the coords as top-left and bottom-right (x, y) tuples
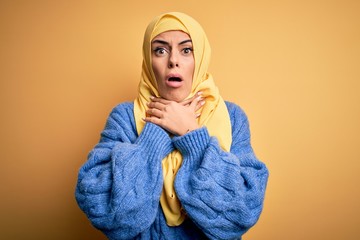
(75, 101), (269, 240)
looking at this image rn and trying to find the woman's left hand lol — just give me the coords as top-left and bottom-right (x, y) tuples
(143, 93), (205, 136)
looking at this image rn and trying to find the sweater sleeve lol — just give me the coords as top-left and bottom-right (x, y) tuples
(75, 104), (174, 239)
(173, 103), (269, 240)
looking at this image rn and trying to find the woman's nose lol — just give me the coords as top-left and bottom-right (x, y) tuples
(168, 52), (179, 68)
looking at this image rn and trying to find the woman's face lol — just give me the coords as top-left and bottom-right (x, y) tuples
(151, 30), (195, 102)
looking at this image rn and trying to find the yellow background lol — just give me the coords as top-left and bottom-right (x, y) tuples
(1, 0), (359, 239)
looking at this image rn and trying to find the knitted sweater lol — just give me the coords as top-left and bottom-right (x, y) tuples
(75, 101), (268, 240)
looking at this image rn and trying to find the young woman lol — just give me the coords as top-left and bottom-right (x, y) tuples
(76, 12), (269, 240)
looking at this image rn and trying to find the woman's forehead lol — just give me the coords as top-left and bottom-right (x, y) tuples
(152, 30), (191, 42)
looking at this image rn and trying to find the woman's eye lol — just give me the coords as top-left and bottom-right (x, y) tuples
(154, 48), (167, 56)
(182, 48), (193, 55)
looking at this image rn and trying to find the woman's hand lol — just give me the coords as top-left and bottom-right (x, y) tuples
(143, 92), (205, 136)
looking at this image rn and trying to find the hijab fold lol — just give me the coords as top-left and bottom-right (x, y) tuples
(134, 12), (232, 226)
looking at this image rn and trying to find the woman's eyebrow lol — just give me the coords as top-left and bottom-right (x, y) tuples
(152, 39), (169, 46)
(179, 39), (192, 45)
(151, 39), (192, 46)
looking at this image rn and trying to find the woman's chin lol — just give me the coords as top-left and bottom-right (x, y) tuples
(161, 93), (189, 102)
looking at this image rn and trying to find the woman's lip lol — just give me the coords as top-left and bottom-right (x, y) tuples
(166, 73), (183, 81)
(165, 79), (183, 88)
(165, 73), (183, 88)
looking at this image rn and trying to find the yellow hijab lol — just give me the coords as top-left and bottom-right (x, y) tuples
(134, 12), (232, 226)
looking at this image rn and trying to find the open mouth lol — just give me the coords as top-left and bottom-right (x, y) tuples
(165, 74), (183, 88)
(168, 77), (182, 82)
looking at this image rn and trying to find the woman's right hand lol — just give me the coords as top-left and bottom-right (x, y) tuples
(143, 92), (205, 136)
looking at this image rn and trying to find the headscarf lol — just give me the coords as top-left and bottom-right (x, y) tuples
(133, 12), (232, 226)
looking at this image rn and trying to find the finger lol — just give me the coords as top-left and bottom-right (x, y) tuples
(147, 100), (166, 110)
(196, 112), (201, 118)
(180, 97), (193, 106)
(190, 95), (203, 109)
(195, 99), (205, 112)
(180, 91), (202, 106)
(146, 108), (163, 118)
(143, 116), (162, 125)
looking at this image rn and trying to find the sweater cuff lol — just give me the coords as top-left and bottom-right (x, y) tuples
(136, 122), (174, 157)
(172, 127), (210, 159)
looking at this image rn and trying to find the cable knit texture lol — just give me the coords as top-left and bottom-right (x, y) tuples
(75, 101), (269, 240)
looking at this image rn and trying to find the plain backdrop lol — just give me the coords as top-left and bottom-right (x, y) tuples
(1, 0), (359, 239)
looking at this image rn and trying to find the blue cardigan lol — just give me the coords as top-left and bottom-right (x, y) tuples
(75, 101), (268, 240)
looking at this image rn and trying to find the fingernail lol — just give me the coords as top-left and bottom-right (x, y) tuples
(150, 96), (155, 100)
(197, 91), (202, 96)
(201, 100), (205, 105)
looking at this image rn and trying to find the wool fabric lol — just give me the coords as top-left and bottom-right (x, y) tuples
(75, 101), (268, 239)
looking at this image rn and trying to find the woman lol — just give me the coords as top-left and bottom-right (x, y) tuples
(75, 12), (269, 240)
